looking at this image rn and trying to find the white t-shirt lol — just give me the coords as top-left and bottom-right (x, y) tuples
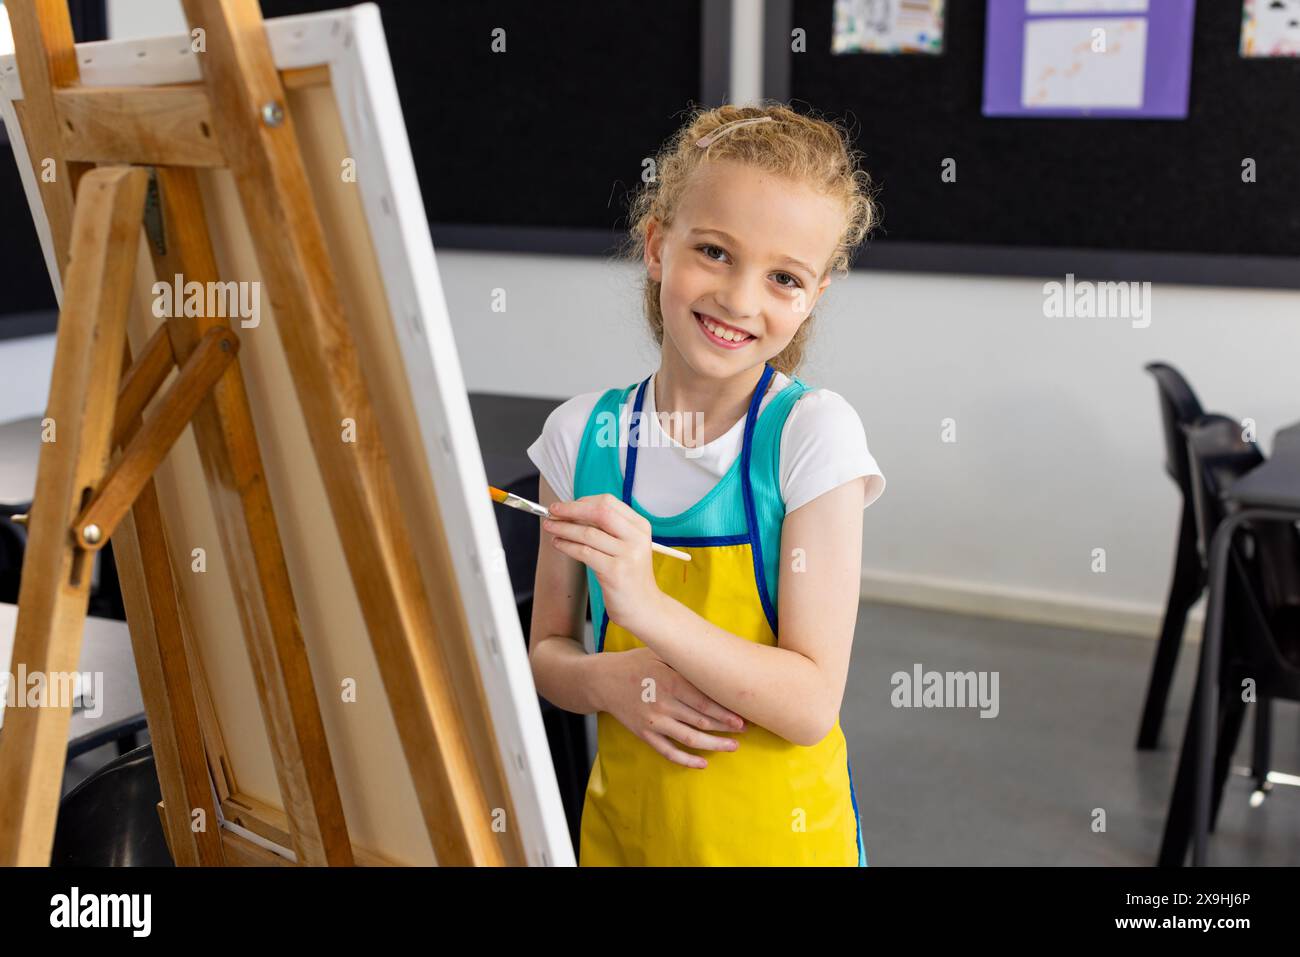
(526, 370), (885, 517)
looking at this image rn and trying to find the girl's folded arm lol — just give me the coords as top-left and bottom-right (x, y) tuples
(631, 477), (866, 745)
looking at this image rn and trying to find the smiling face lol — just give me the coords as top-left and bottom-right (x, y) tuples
(645, 159), (846, 380)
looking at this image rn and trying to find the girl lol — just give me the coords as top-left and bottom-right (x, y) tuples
(526, 104), (886, 866)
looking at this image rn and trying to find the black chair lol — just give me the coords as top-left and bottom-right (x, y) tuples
(0, 497), (126, 619)
(51, 742), (174, 866)
(0, 501), (27, 605)
(1157, 416), (1300, 865)
(1136, 363), (1206, 749)
(1183, 416), (1269, 803)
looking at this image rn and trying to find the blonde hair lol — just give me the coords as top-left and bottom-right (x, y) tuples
(619, 103), (880, 378)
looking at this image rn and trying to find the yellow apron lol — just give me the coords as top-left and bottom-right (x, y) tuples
(573, 363), (866, 866)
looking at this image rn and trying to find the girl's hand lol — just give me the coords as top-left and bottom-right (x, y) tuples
(596, 647), (746, 769)
(543, 494), (663, 634)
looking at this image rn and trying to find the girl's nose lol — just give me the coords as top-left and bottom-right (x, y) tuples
(713, 274), (763, 322)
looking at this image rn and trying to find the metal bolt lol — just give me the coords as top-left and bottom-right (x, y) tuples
(261, 100), (284, 127)
(12, 513), (28, 527)
(83, 524), (102, 545)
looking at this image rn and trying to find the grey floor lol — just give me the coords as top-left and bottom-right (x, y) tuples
(846, 601), (1299, 866)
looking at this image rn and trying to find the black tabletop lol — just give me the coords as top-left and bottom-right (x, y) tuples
(468, 392), (561, 487)
(1227, 421), (1300, 512)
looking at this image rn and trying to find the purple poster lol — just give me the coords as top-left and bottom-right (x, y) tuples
(982, 0), (1196, 119)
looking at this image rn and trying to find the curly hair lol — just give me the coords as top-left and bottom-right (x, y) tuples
(618, 102), (880, 377)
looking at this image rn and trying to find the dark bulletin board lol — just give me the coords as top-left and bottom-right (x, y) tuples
(262, 0), (728, 254)
(0, 0), (107, 341)
(764, 0), (1300, 288)
(1, 0), (728, 342)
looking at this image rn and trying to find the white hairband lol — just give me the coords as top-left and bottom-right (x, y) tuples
(695, 115), (775, 149)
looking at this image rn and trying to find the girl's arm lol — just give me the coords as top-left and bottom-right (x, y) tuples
(527, 476), (605, 715)
(623, 477), (866, 746)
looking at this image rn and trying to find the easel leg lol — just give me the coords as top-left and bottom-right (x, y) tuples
(0, 166), (148, 866)
(111, 342), (227, 866)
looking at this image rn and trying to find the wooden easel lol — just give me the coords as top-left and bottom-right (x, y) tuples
(0, 0), (520, 866)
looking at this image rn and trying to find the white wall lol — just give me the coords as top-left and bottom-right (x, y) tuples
(2, 0), (1294, 633)
(0, 0), (183, 426)
(0, 2), (55, 422)
(107, 0), (187, 38)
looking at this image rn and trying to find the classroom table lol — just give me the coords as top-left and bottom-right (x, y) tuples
(1183, 421), (1300, 865)
(0, 601), (148, 758)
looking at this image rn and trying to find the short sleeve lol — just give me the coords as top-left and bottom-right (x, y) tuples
(525, 391), (603, 504)
(779, 389), (886, 514)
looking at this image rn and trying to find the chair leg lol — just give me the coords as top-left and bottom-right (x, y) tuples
(1251, 696), (1271, 789)
(1157, 639), (1236, 866)
(1157, 672), (1202, 866)
(1138, 499), (1203, 750)
(1209, 690), (1248, 833)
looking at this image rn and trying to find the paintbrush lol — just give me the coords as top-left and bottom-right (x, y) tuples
(488, 485), (691, 562)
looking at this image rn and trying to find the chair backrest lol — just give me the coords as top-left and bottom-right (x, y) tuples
(1185, 415), (1263, 565)
(1144, 362), (1205, 491)
(1185, 417), (1300, 689)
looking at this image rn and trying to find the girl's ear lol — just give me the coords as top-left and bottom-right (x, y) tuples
(644, 218), (664, 282)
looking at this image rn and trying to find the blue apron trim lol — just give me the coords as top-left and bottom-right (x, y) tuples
(741, 365), (780, 638)
(848, 755), (867, 867)
(602, 372), (651, 654)
(620, 375), (651, 506)
(652, 533), (750, 548)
